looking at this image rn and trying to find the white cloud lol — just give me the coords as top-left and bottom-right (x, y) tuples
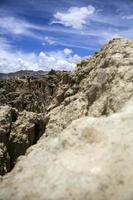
(64, 48), (73, 55)
(42, 36), (56, 46)
(38, 49), (81, 71)
(0, 38), (82, 73)
(0, 51), (38, 73)
(52, 5), (95, 29)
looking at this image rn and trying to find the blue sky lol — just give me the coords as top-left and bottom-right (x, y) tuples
(0, 0), (133, 72)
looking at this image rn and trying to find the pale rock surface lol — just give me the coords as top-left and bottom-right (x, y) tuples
(0, 38), (133, 199)
(0, 99), (133, 200)
(45, 38), (133, 136)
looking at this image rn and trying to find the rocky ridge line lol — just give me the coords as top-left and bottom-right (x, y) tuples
(0, 38), (133, 200)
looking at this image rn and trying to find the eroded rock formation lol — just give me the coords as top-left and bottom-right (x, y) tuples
(0, 38), (133, 200)
(1, 99), (133, 200)
(0, 106), (46, 175)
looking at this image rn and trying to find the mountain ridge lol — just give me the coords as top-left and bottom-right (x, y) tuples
(0, 70), (48, 79)
(0, 37), (133, 200)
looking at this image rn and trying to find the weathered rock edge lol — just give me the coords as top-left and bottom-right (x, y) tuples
(0, 38), (133, 199)
(0, 106), (47, 175)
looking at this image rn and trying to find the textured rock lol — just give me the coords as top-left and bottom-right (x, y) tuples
(0, 38), (133, 122)
(0, 106), (46, 175)
(0, 38), (133, 199)
(0, 99), (133, 200)
(0, 71), (69, 113)
(45, 38), (133, 136)
(0, 106), (18, 175)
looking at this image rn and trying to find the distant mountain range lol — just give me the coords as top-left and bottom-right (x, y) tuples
(0, 70), (48, 79)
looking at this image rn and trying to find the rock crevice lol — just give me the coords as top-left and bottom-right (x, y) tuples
(0, 106), (47, 175)
(0, 38), (133, 200)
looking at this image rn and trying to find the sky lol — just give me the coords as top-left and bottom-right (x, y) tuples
(0, 0), (133, 73)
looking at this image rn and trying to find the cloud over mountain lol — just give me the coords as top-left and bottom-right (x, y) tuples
(0, 38), (81, 73)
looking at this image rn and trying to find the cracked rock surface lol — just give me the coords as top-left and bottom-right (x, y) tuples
(1, 98), (133, 200)
(0, 106), (46, 175)
(0, 38), (133, 200)
(45, 38), (133, 136)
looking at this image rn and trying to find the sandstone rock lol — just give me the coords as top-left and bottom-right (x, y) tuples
(0, 106), (46, 175)
(8, 110), (47, 168)
(0, 106), (18, 175)
(0, 143), (10, 176)
(0, 38), (133, 199)
(0, 99), (133, 200)
(0, 38), (133, 121)
(45, 38), (133, 136)
(0, 72), (64, 113)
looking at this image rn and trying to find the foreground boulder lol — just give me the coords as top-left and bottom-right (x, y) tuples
(0, 99), (133, 200)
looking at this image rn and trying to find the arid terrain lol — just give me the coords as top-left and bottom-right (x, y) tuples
(0, 38), (133, 200)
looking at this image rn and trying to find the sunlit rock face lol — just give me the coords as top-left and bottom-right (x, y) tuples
(45, 38), (133, 136)
(0, 38), (133, 200)
(1, 99), (133, 200)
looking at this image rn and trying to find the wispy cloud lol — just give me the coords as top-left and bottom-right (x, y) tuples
(52, 5), (95, 29)
(0, 4), (131, 52)
(0, 15), (47, 40)
(0, 37), (12, 50)
(0, 16), (30, 35)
